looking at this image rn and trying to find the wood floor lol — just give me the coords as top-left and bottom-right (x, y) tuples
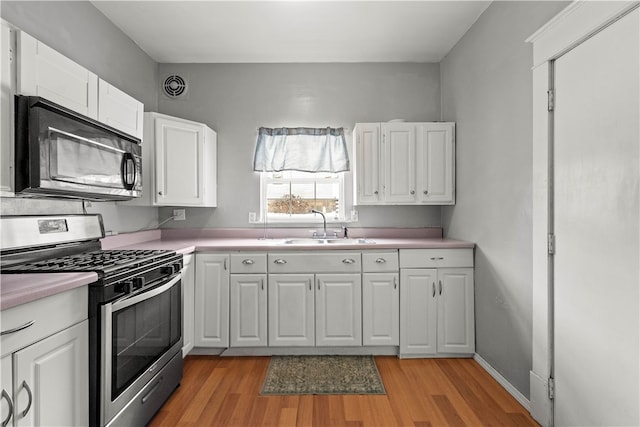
(149, 355), (539, 427)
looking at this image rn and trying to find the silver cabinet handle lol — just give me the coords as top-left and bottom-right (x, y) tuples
(430, 257), (444, 261)
(1, 320), (35, 336)
(261, 279), (264, 291)
(439, 280), (443, 295)
(375, 258), (386, 264)
(308, 279), (312, 291)
(158, 191), (163, 196)
(432, 282), (436, 298)
(374, 190), (379, 195)
(273, 259), (287, 265)
(1, 389), (13, 427)
(317, 279), (320, 291)
(223, 259), (227, 270)
(242, 259), (255, 265)
(410, 190), (415, 195)
(20, 381), (32, 417)
(393, 276), (397, 290)
(342, 258), (356, 264)
(423, 190), (428, 195)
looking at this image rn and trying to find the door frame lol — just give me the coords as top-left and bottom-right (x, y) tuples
(527, 2), (639, 426)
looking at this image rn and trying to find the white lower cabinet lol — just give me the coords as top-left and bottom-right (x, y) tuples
(181, 254), (195, 356)
(230, 274), (268, 347)
(194, 253), (229, 348)
(362, 251), (400, 346)
(268, 273), (362, 347)
(399, 248), (475, 357)
(0, 287), (88, 427)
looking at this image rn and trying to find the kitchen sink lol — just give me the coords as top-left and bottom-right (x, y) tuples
(281, 238), (373, 245)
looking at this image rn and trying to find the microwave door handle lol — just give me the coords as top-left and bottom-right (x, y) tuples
(121, 152), (136, 190)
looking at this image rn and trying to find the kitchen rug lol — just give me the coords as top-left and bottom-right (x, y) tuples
(260, 355), (386, 395)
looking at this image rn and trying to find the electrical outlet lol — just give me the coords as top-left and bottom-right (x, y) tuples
(248, 212), (257, 222)
(173, 209), (186, 221)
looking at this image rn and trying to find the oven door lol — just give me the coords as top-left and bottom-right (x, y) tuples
(100, 274), (182, 425)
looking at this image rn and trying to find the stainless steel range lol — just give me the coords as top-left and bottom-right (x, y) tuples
(1, 214), (183, 427)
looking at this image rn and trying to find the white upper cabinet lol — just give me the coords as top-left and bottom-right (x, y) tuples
(353, 122), (455, 205)
(126, 112), (217, 207)
(17, 30), (98, 119)
(15, 30), (143, 139)
(97, 79), (144, 139)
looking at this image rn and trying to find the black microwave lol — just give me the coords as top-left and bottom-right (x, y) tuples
(14, 95), (142, 201)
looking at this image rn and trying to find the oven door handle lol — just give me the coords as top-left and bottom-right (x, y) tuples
(111, 274), (180, 313)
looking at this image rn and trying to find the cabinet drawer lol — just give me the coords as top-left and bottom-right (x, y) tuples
(399, 249), (473, 268)
(268, 252), (361, 273)
(1, 286), (88, 357)
(230, 253), (267, 273)
(362, 251), (399, 272)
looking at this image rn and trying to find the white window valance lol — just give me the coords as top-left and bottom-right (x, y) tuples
(253, 127), (350, 173)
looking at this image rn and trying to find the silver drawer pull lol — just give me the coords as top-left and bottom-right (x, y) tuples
(242, 259), (255, 265)
(375, 258), (386, 263)
(430, 257), (444, 261)
(1, 320), (35, 336)
(273, 259), (287, 265)
(342, 258), (356, 264)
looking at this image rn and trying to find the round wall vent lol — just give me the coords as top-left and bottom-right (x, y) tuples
(162, 75), (187, 98)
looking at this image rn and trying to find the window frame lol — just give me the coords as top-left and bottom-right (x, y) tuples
(258, 171), (346, 224)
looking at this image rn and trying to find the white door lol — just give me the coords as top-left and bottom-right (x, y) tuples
(437, 268), (474, 354)
(1, 355), (13, 427)
(97, 79), (144, 139)
(316, 274), (362, 346)
(354, 123), (382, 204)
(553, 8), (639, 426)
(384, 123), (416, 203)
(230, 274), (267, 347)
(13, 321), (88, 427)
(181, 254), (195, 356)
(362, 273), (399, 346)
(268, 274), (314, 347)
(155, 117), (205, 206)
(17, 31), (98, 119)
(417, 123), (455, 204)
(400, 268), (437, 355)
(194, 254), (229, 347)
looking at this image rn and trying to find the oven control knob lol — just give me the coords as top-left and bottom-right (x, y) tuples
(173, 262), (182, 273)
(132, 277), (145, 290)
(115, 281), (134, 294)
(161, 265), (175, 275)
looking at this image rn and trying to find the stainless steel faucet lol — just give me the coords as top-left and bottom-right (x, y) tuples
(311, 209), (327, 238)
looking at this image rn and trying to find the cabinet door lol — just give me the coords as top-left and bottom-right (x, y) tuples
(194, 254), (229, 347)
(17, 31), (98, 119)
(417, 123), (455, 204)
(268, 274), (314, 347)
(13, 320), (88, 427)
(1, 355), (13, 427)
(230, 274), (267, 347)
(97, 79), (144, 139)
(154, 117), (206, 206)
(363, 273), (399, 346)
(354, 123), (382, 204)
(181, 254), (195, 357)
(400, 268), (437, 356)
(437, 268), (475, 354)
(383, 123), (417, 203)
(316, 274), (362, 346)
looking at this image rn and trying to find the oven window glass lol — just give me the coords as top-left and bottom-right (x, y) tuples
(111, 281), (181, 399)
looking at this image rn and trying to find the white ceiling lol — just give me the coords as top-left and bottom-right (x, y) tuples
(91, 1), (491, 63)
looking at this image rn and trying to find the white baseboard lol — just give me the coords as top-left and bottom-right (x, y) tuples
(473, 353), (530, 412)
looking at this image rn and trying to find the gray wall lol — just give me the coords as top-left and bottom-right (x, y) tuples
(156, 63), (443, 228)
(0, 1), (159, 233)
(440, 1), (568, 398)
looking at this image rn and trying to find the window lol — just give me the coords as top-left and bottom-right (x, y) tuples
(260, 170), (345, 223)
